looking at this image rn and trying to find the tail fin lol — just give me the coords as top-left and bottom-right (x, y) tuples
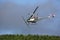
(48, 14), (55, 18)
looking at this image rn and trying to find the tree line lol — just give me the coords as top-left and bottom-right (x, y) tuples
(0, 34), (60, 40)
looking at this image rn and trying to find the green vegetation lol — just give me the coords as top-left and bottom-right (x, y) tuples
(0, 34), (60, 40)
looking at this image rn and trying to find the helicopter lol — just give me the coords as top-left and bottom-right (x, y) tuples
(21, 6), (55, 25)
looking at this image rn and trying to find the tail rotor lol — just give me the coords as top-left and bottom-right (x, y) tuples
(48, 14), (55, 18)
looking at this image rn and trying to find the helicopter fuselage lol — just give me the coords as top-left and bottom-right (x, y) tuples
(27, 17), (38, 23)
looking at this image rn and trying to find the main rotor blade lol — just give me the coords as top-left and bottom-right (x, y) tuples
(31, 6), (39, 17)
(21, 16), (29, 26)
(33, 6), (39, 14)
(28, 6), (39, 20)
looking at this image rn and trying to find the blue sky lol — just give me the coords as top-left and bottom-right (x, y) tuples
(0, 0), (60, 36)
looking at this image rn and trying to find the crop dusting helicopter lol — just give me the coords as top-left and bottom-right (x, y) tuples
(21, 6), (55, 25)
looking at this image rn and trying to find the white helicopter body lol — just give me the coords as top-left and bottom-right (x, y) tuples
(21, 6), (55, 25)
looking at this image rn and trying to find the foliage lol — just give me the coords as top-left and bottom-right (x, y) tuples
(0, 34), (60, 40)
